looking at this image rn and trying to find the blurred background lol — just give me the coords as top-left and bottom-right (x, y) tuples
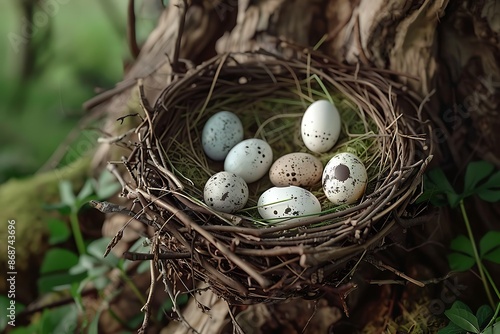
(0, 0), (163, 182)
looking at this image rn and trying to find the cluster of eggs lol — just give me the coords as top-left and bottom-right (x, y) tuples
(201, 101), (368, 224)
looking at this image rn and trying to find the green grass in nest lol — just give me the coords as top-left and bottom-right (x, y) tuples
(167, 78), (384, 226)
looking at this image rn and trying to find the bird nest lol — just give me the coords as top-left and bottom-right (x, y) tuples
(98, 45), (432, 310)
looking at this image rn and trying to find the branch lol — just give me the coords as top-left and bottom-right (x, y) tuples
(172, 0), (188, 72)
(127, 0), (141, 58)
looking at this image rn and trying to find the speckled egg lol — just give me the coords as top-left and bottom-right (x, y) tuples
(258, 186), (321, 224)
(224, 139), (273, 183)
(202, 111), (244, 161)
(322, 153), (367, 204)
(269, 152), (323, 187)
(301, 100), (341, 153)
(203, 172), (249, 213)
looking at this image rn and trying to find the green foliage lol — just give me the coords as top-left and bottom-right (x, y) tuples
(46, 218), (71, 245)
(69, 238), (120, 290)
(419, 161), (500, 207)
(438, 301), (500, 334)
(11, 170), (184, 332)
(10, 304), (79, 334)
(0, 158), (89, 271)
(448, 235), (475, 271)
(480, 232), (500, 264)
(39, 171), (120, 291)
(420, 161), (500, 333)
(46, 170), (120, 256)
(0, 0), (127, 181)
(448, 232), (500, 271)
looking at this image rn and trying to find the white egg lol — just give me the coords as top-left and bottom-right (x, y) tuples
(202, 111), (244, 161)
(322, 153), (367, 204)
(258, 186), (321, 224)
(301, 100), (341, 153)
(203, 172), (249, 213)
(224, 139), (273, 183)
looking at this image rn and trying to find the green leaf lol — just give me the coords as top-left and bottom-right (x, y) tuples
(40, 304), (78, 334)
(47, 218), (71, 245)
(87, 265), (109, 278)
(428, 168), (456, 194)
(137, 260), (151, 274)
(480, 325), (498, 334)
(428, 168), (461, 207)
(451, 235), (475, 256)
(95, 170), (121, 199)
(438, 321), (467, 334)
(77, 179), (95, 201)
(87, 308), (103, 334)
(448, 235), (476, 271)
(464, 161), (495, 195)
(59, 180), (76, 207)
(92, 275), (111, 290)
(69, 254), (100, 274)
(477, 189), (500, 202)
(480, 231), (500, 264)
(37, 272), (87, 294)
(476, 171), (500, 203)
(43, 202), (71, 215)
(127, 313), (145, 330)
(477, 305), (494, 329)
(87, 237), (120, 267)
(424, 168), (461, 206)
(445, 301), (481, 333)
(70, 282), (85, 313)
(10, 327), (39, 334)
(448, 253), (476, 271)
(40, 248), (79, 274)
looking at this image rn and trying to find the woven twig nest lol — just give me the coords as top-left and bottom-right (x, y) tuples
(106, 45), (432, 306)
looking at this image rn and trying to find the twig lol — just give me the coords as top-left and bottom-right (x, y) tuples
(127, 0), (141, 58)
(172, 0), (189, 72)
(16, 287), (97, 318)
(136, 188), (271, 288)
(138, 261), (156, 334)
(368, 259), (425, 288)
(393, 209), (438, 228)
(89, 200), (159, 257)
(227, 306), (245, 334)
(158, 260), (200, 333)
(97, 128), (136, 144)
(123, 251), (191, 260)
(117, 112), (140, 125)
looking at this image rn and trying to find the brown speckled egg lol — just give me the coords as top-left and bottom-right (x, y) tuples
(269, 152), (323, 187)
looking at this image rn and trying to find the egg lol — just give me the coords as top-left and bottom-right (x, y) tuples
(269, 152), (323, 187)
(301, 100), (341, 153)
(258, 186), (321, 224)
(322, 152), (367, 204)
(224, 139), (273, 183)
(203, 172), (249, 213)
(202, 111), (244, 161)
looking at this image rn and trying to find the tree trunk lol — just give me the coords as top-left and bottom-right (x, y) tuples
(85, 0), (500, 332)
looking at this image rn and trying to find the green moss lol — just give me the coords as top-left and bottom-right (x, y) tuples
(0, 157), (89, 272)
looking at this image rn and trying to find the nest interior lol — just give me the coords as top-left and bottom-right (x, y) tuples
(110, 46), (432, 305)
